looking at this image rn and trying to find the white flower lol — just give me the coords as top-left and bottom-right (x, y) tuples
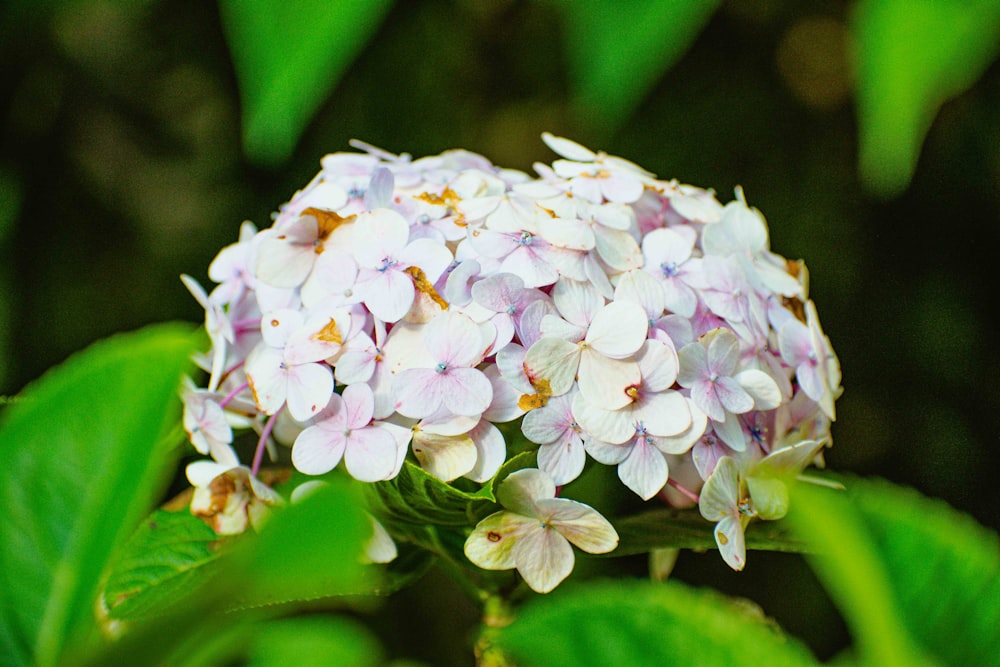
(464, 468), (618, 593)
(255, 203), (350, 289)
(351, 208), (453, 323)
(244, 308), (339, 422)
(181, 381), (234, 460)
(677, 327), (782, 450)
(524, 300), (647, 410)
(778, 301), (840, 420)
(698, 456), (749, 571)
(521, 389), (589, 485)
(392, 312), (494, 419)
(186, 457), (283, 535)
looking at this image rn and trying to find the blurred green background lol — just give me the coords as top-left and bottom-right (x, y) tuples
(1, 1), (998, 663)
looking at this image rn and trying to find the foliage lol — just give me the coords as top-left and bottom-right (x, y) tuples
(789, 476), (1000, 666)
(852, 0), (1000, 196)
(496, 579), (818, 667)
(0, 324), (198, 666)
(219, 0), (395, 166)
(218, 0), (1000, 197)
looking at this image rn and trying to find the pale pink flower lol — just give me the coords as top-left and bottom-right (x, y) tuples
(292, 383), (400, 482)
(351, 208), (453, 322)
(521, 389), (589, 486)
(393, 312), (494, 418)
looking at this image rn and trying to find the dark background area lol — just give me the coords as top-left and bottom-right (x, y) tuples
(2, 1), (997, 664)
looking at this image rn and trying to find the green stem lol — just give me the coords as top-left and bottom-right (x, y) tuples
(424, 526), (491, 606)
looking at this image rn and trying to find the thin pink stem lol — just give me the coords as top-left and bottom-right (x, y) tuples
(218, 381), (249, 409)
(251, 409), (280, 477)
(222, 359), (245, 378)
(667, 477), (700, 504)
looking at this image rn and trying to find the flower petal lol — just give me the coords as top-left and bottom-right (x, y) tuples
(676, 342), (709, 387)
(593, 226), (643, 271)
(353, 208), (410, 267)
(537, 434), (586, 486)
(464, 511), (530, 570)
(523, 337), (581, 397)
(538, 217), (595, 251)
(441, 368), (494, 417)
(705, 327), (740, 376)
(466, 420), (507, 483)
(542, 132), (596, 161)
(411, 430), (477, 482)
(735, 369), (782, 410)
(571, 390), (633, 444)
(342, 382), (376, 429)
(255, 221), (317, 288)
(653, 400), (707, 455)
(260, 308), (303, 348)
(394, 367), (445, 419)
(292, 425), (346, 475)
(471, 272), (525, 312)
(577, 353), (640, 411)
(585, 301), (647, 358)
(497, 468), (556, 515)
(755, 439), (825, 477)
(364, 515), (398, 564)
(539, 498), (619, 554)
(584, 438), (632, 465)
(343, 426), (399, 482)
(618, 437), (669, 500)
(714, 376), (754, 415)
(698, 456), (739, 522)
(745, 475), (789, 521)
(714, 514), (747, 571)
(522, 393), (573, 444)
(635, 339), (678, 392)
(712, 411), (747, 451)
(357, 268), (416, 323)
(552, 277), (604, 328)
(285, 362), (334, 422)
(614, 269), (665, 319)
(245, 345), (287, 415)
(633, 390), (691, 438)
(398, 237), (455, 283)
(425, 311), (483, 367)
(512, 525), (575, 593)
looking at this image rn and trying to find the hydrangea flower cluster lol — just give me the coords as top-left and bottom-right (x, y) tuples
(181, 133), (840, 591)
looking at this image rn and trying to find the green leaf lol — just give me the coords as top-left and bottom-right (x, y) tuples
(231, 476), (373, 608)
(0, 324), (197, 667)
(791, 477), (999, 666)
(371, 543), (435, 595)
(247, 616), (383, 667)
(101, 509), (225, 622)
(554, 0), (721, 131)
(853, 0), (1000, 196)
(788, 481), (929, 666)
(613, 508), (808, 556)
(367, 460), (493, 527)
(219, 0), (395, 166)
(484, 449), (538, 502)
(496, 579), (817, 667)
(76, 477), (373, 667)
